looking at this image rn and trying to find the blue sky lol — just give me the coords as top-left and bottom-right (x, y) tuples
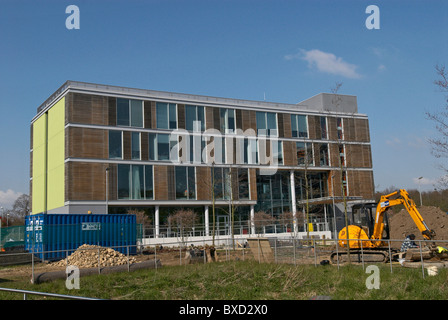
(0, 0), (447, 208)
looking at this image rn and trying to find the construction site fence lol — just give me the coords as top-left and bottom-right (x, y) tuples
(0, 236), (446, 284)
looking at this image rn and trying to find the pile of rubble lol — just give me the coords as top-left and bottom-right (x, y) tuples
(51, 244), (136, 268)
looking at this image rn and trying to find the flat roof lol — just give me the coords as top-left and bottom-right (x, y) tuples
(33, 80), (366, 123)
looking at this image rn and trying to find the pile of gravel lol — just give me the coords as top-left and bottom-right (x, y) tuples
(51, 244), (136, 268)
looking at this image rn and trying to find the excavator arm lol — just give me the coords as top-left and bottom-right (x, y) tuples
(371, 189), (435, 242)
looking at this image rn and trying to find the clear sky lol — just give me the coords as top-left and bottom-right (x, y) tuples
(0, 0), (447, 208)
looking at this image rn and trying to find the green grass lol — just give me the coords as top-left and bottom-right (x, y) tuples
(1, 261), (447, 300)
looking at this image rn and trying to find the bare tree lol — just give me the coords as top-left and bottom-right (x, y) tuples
(168, 208), (198, 246)
(253, 211), (275, 236)
(4, 194), (30, 226)
(426, 64), (448, 188)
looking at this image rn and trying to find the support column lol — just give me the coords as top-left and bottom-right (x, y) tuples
(204, 205), (209, 236)
(155, 205), (160, 239)
(290, 170), (297, 234)
(250, 205), (255, 235)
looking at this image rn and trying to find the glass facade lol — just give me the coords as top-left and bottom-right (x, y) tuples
(117, 98), (143, 127)
(291, 114), (308, 138)
(108, 130), (122, 159)
(175, 166), (196, 199)
(156, 102), (177, 129)
(117, 164), (154, 200)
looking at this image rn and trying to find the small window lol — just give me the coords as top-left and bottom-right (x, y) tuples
(291, 114), (308, 138)
(156, 102), (177, 129)
(109, 131), (122, 159)
(319, 143), (329, 166)
(149, 133), (178, 161)
(117, 164), (153, 200)
(220, 108), (236, 134)
(256, 111), (278, 136)
(131, 132), (140, 160)
(296, 142), (313, 166)
(320, 116), (327, 139)
(337, 117), (344, 140)
(175, 166), (196, 200)
(116, 98), (143, 127)
(186, 105), (205, 132)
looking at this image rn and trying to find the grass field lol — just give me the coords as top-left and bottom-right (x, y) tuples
(1, 260), (448, 301)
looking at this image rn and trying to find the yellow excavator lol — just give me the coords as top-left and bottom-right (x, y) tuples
(330, 189), (436, 263)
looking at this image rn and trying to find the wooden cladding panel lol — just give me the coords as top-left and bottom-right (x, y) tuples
(354, 118), (370, 142)
(66, 162), (107, 201)
(345, 144), (372, 168)
(178, 104), (185, 130)
(67, 127), (108, 159)
(307, 116), (321, 140)
(144, 101), (152, 129)
(122, 131), (131, 160)
(66, 92), (109, 126)
(141, 132), (149, 161)
(153, 165), (175, 200)
(249, 168), (257, 200)
(282, 113), (292, 138)
(196, 166), (211, 200)
(151, 101), (157, 129)
(327, 117), (338, 141)
(347, 170), (374, 199)
(283, 141), (296, 166)
(108, 97), (116, 126)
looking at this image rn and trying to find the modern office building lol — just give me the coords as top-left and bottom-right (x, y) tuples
(30, 81), (374, 237)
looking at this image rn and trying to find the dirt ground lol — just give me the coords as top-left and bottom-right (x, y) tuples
(388, 205), (448, 241)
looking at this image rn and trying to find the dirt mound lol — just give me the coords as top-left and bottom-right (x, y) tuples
(389, 206), (448, 241)
(50, 244), (137, 268)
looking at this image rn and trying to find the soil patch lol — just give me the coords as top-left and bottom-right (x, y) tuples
(388, 206), (448, 241)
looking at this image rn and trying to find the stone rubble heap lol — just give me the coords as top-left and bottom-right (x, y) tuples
(51, 244), (136, 268)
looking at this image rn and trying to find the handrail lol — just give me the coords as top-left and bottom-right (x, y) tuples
(0, 287), (105, 300)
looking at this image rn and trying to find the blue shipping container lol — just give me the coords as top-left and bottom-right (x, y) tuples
(25, 214), (137, 260)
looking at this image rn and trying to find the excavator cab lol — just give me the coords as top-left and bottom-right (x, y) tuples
(351, 203), (391, 240)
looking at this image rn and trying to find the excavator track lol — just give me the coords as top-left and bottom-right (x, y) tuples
(330, 248), (396, 264)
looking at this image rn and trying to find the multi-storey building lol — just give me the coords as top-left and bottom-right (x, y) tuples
(30, 81), (374, 237)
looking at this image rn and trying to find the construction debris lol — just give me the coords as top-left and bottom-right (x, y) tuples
(51, 244), (136, 268)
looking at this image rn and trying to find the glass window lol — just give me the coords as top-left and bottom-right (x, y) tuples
(297, 142), (313, 166)
(117, 99), (130, 126)
(175, 166), (196, 200)
(131, 132), (140, 160)
(291, 114), (308, 138)
(156, 102), (177, 129)
(319, 143), (329, 166)
(320, 116), (327, 139)
(109, 130), (122, 159)
(145, 165), (153, 199)
(276, 141), (283, 165)
(149, 133), (156, 160)
(337, 117), (344, 140)
(117, 99), (143, 127)
(186, 105), (205, 132)
(238, 168), (249, 200)
(149, 133), (177, 161)
(188, 135), (205, 163)
(244, 138), (258, 164)
(157, 133), (170, 161)
(220, 108), (236, 134)
(131, 165), (144, 199)
(118, 164), (153, 200)
(117, 164), (131, 199)
(339, 144), (345, 167)
(130, 100), (143, 127)
(256, 111), (277, 136)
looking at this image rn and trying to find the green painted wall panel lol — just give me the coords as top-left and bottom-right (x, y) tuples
(31, 97), (65, 214)
(47, 97), (65, 211)
(32, 113), (47, 214)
